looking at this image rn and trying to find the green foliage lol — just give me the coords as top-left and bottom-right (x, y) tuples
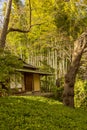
(39, 61), (55, 92)
(53, 86), (64, 102)
(0, 50), (23, 87)
(0, 96), (87, 130)
(40, 76), (55, 92)
(74, 79), (87, 108)
(53, 77), (64, 101)
(39, 59), (55, 73)
(54, 0), (87, 39)
(7, 0), (56, 60)
(13, 0), (23, 5)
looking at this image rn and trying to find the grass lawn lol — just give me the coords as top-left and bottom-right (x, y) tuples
(0, 96), (87, 130)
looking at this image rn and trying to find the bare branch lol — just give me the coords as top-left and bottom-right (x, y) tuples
(7, 23), (45, 34)
(7, 27), (31, 34)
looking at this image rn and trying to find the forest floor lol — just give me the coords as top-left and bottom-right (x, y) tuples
(0, 96), (87, 130)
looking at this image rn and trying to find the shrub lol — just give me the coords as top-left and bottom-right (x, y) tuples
(53, 86), (64, 102)
(74, 79), (87, 108)
(0, 50), (23, 96)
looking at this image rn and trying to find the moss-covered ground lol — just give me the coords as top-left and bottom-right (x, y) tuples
(0, 96), (87, 130)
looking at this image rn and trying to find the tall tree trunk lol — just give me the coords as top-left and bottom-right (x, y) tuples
(63, 32), (87, 107)
(0, 0), (12, 49)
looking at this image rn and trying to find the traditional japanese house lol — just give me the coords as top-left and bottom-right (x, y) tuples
(10, 63), (52, 94)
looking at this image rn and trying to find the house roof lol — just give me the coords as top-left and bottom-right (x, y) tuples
(17, 61), (53, 75)
(23, 63), (38, 70)
(16, 68), (53, 75)
(18, 59), (38, 70)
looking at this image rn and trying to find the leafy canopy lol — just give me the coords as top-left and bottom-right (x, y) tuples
(54, 0), (87, 39)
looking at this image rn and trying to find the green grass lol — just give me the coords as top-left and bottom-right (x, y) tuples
(0, 96), (87, 130)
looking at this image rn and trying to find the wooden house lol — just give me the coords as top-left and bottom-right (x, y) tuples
(10, 63), (52, 94)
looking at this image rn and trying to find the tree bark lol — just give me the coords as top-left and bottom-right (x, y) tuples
(63, 32), (87, 107)
(0, 0), (12, 49)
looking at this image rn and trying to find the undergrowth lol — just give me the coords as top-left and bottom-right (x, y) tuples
(0, 96), (87, 130)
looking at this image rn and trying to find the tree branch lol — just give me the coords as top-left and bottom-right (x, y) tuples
(7, 0), (45, 34)
(7, 27), (31, 34)
(7, 23), (45, 34)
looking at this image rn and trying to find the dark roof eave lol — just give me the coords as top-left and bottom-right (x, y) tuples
(16, 69), (53, 75)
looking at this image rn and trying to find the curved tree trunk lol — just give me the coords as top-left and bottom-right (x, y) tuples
(0, 0), (12, 49)
(63, 32), (87, 107)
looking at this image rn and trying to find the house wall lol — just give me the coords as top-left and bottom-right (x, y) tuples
(10, 73), (24, 92)
(33, 74), (40, 91)
(10, 73), (40, 93)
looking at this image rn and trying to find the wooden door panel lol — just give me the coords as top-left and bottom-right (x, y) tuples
(25, 73), (33, 91)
